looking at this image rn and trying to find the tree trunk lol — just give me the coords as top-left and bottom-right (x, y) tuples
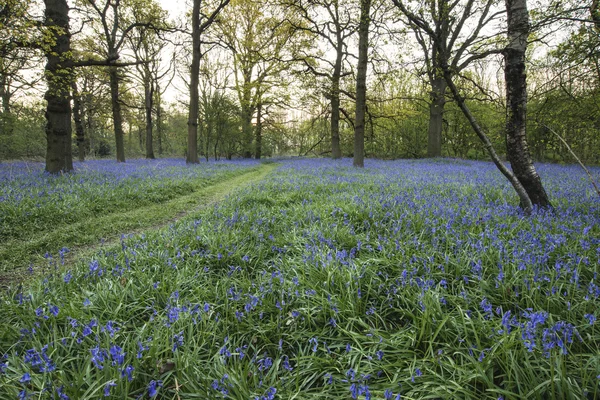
(43, 0), (74, 173)
(241, 77), (254, 158)
(255, 102), (263, 159)
(71, 81), (86, 162)
(187, 0), (201, 164)
(427, 76), (446, 157)
(505, 0), (551, 208)
(0, 73), (13, 138)
(109, 67), (125, 162)
(145, 74), (155, 159)
(353, 0), (371, 168)
(156, 86), (163, 156)
(331, 45), (343, 159)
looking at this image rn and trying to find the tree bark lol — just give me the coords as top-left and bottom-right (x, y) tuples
(156, 85), (163, 155)
(0, 73), (13, 137)
(43, 0), (74, 173)
(241, 71), (254, 158)
(353, 0), (371, 168)
(71, 81), (86, 162)
(255, 101), (263, 159)
(331, 45), (343, 159)
(109, 67), (125, 162)
(187, 0), (201, 164)
(145, 73), (155, 159)
(504, 0), (551, 208)
(427, 76), (446, 157)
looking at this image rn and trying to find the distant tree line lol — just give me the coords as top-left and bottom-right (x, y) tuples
(0, 0), (597, 209)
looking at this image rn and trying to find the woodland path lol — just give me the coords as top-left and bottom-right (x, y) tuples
(0, 163), (277, 288)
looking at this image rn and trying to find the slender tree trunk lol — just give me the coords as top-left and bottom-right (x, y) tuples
(427, 76), (446, 157)
(0, 74), (14, 138)
(43, 0), (74, 173)
(353, 0), (371, 168)
(145, 74), (155, 159)
(71, 81), (86, 162)
(187, 0), (201, 164)
(109, 67), (125, 162)
(255, 102), (263, 159)
(85, 97), (94, 156)
(241, 77), (254, 158)
(156, 86), (163, 156)
(331, 46), (343, 159)
(505, 0), (551, 208)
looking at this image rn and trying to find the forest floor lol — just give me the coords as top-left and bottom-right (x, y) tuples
(0, 158), (599, 399)
(0, 161), (275, 287)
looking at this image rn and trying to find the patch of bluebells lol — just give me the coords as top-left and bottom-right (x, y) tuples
(1, 158), (599, 398)
(0, 158), (260, 243)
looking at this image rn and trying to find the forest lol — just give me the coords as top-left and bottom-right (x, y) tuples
(1, 0), (600, 399)
(1, 0), (598, 170)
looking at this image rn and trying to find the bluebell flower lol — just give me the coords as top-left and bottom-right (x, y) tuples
(121, 365), (134, 382)
(172, 331), (184, 352)
(56, 386), (69, 400)
(282, 355), (293, 371)
(309, 337), (318, 352)
(20, 372), (31, 383)
(109, 344), (125, 366)
(103, 381), (116, 397)
(147, 380), (162, 397)
(90, 345), (107, 370)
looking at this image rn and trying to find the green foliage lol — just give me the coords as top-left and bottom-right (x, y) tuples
(0, 102), (46, 160)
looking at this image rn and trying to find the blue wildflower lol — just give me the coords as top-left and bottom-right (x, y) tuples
(103, 381), (116, 397)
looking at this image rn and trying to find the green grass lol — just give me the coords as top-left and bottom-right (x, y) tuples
(0, 158), (598, 399)
(0, 162), (274, 274)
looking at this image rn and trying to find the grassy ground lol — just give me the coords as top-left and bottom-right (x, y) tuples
(0, 158), (599, 399)
(0, 159), (272, 275)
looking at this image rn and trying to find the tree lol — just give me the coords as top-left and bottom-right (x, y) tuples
(43, 0), (75, 173)
(353, 0), (371, 167)
(217, 0), (301, 158)
(395, 0), (504, 158)
(81, 0), (165, 163)
(504, 0), (551, 208)
(392, 0), (550, 210)
(187, 0), (230, 164)
(286, 0), (356, 159)
(129, 3), (170, 159)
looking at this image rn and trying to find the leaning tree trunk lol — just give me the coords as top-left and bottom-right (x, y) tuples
(43, 0), (74, 173)
(353, 0), (371, 168)
(427, 76), (446, 158)
(255, 102), (263, 159)
(441, 62), (533, 211)
(109, 67), (126, 162)
(71, 81), (86, 162)
(505, 0), (551, 208)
